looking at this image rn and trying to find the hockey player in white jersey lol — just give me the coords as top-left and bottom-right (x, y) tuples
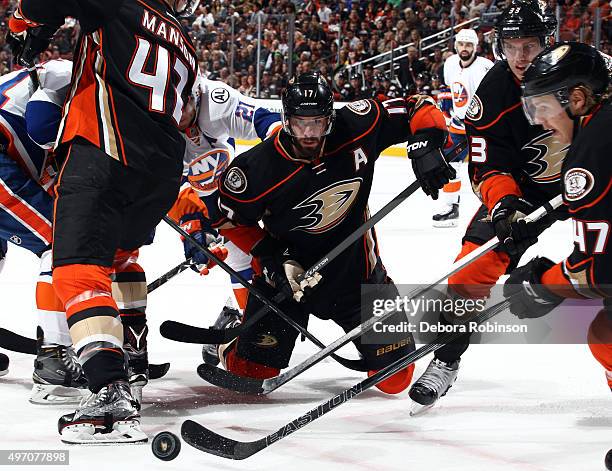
(0, 59), (90, 402)
(169, 74), (281, 363)
(433, 28), (493, 227)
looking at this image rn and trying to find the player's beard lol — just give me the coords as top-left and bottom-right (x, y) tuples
(292, 136), (326, 162)
(459, 50), (474, 62)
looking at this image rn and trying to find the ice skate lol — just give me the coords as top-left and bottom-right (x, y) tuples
(58, 380), (146, 444)
(30, 328), (89, 405)
(202, 305), (242, 366)
(432, 203), (459, 228)
(123, 324), (148, 405)
(409, 358), (460, 415)
(0, 352), (8, 377)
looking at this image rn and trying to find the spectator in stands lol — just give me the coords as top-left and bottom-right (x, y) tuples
(1, 0), (606, 101)
(429, 47), (446, 77)
(317, 0), (332, 24)
(398, 45), (427, 89)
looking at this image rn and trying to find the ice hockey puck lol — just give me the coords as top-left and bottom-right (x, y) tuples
(152, 431), (181, 461)
(606, 449), (612, 471)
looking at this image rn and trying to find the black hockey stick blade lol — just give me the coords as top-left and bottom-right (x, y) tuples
(182, 419), (265, 460)
(160, 319), (242, 344)
(0, 328), (36, 354)
(149, 362), (171, 380)
(197, 363), (265, 394)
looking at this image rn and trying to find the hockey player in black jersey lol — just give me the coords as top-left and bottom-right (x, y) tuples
(213, 72), (454, 394)
(10, 0), (200, 443)
(408, 0), (566, 411)
(505, 42), (612, 391)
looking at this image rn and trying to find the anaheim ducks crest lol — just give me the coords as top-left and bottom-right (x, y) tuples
(292, 178), (362, 233)
(522, 131), (570, 183)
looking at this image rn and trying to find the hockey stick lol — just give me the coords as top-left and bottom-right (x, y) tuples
(159, 138), (470, 345)
(0, 328), (36, 354)
(147, 258), (193, 294)
(181, 297), (513, 460)
(195, 194), (564, 394)
(0, 260), (190, 379)
(161, 216), (367, 372)
(0, 326), (170, 380)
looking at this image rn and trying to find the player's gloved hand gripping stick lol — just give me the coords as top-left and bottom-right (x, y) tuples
(179, 194), (564, 460)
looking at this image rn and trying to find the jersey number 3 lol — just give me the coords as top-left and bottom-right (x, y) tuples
(127, 37), (189, 126)
(470, 136), (487, 163)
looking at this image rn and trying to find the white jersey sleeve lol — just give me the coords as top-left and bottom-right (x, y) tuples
(197, 76), (281, 141)
(26, 60), (72, 149)
(34, 59), (72, 109)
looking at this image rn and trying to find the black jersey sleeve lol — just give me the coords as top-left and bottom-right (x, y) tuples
(327, 96), (446, 162)
(374, 95), (447, 153)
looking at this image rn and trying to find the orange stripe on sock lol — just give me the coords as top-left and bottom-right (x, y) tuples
(443, 180), (461, 193)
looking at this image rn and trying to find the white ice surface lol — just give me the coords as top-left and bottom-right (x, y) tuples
(0, 157), (610, 470)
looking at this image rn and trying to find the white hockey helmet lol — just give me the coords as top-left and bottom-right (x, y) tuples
(455, 28), (479, 49)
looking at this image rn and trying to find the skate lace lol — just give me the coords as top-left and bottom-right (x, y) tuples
(59, 346), (82, 377)
(417, 360), (455, 394)
(79, 386), (109, 409)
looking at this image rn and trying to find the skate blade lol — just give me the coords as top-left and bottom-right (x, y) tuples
(130, 384), (143, 406)
(60, 420), (148, 445)
(0, 369), (7, 377)
(409, 401), (435, 417)
(432, 220), (458, 228)
(30, 384), (90, 405)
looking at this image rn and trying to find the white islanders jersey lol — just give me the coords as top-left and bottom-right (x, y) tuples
(444, 55), (493, 126)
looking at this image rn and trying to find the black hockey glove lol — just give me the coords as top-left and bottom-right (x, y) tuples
(503, 257), (564, 319)
(7, 25), (57, 68)
(406, 127), (455, 200)
(251, 235), (321, 302)
(491, 195), (538, 256)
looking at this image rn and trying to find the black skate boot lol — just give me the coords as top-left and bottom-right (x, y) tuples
(31, 327), (89, 405)
(433, 203), (460, 228)
(202, 305), (242, 366)
(58, 380), (146, 444)
(409, 358), (460, 415)
(123, 323), (148, 404)
(0, 352), (8, 376)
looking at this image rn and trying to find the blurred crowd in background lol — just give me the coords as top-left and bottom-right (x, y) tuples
(0, 0), (609, 100)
